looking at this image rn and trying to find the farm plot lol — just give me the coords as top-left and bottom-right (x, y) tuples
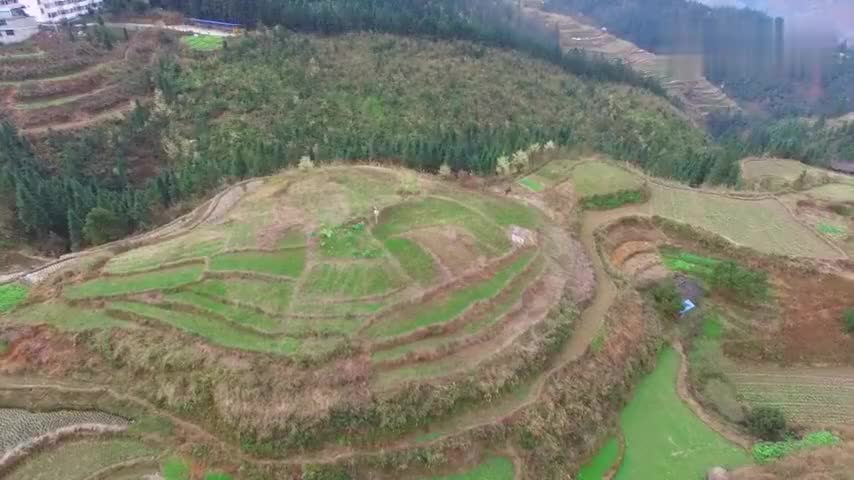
(5, 166), (554, 385)
(803, 183), (854, 203)
(612, 347), (750, 480)
(5, 438), (160, 480)
(647, 185), (841, 258)
(726, 366), (854, 426)
(568, 161), (644, 198)
(0, 409), (128, 454)
(741, 158), (854, 191)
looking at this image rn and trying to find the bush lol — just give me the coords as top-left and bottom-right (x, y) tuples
(745, 406), (787, 441)
(83, 207), (128, 246)
(709, 261), (768, 302)
(650, 281), (683, 318)
(581, 189), (646, 210)
(843, 308), (854, 333)
(298, 155), (315, 170)
(0, 283), (28, 313)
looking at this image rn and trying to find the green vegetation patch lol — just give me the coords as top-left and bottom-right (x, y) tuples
(10, 303), (134, 330)
(367, 250), (535, 338)
(569, 162), (643, 197)
(578, 437), (620, 480)
(303, 262), (401, 298)
(181, 34), (223, 51)
(661, 248), (721, 279)
(439, 189), (543, 229)
(753, 431), (840, 463)
(209, 249), (306, 277)
(613, 347), (750, 479)
(581, 189), (646, 210)
(817, 222), (847, 236)
(0, 283), (28, 313)
(105, 237), (225, 274)
(372, 254), (544, 363)
(64, 265), (204, 300)
(162, 456), (190, 480)
(6, 439), (159, 480)
(111, 301), (301, 354)
(518, 176), (544, 192)
(317, 222), (383, 258)
(385, 237), (436, 285)
(190, 278), (293, 315)
(418, 456), (514, 480)
(165, 291), (281, 333)
(374, 197), (510, 254)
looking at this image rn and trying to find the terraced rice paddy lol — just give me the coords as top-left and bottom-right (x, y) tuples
(5, 439), (159, 480)
(0, 409), (128, 453)
(611, 348), (750, 479)
(741, 158), (854, 191)
(727, 366), (854, 426)
(9, 167), (552, 373)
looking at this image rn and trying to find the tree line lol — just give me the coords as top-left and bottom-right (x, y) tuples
(144, 0), (667, 96)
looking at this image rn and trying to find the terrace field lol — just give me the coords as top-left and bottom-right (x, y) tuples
(1, 152), (852, 479)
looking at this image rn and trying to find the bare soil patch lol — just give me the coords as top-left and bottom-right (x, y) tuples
(408, 227), (486, 275)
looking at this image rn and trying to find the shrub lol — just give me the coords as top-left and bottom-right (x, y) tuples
(438, 162), (452, 178)
(495, 155), (511, 176)
(709, 261), (769, 302)
(752, 431), (840, 463)
(843, 308), (854, 333)
(298, 155), (315, 170)
(745, 406), (787, 441)
(581, 189), (646, 210)
(83, 207), (128, 246)
(0, 339), (7, 355)
(650, 281), (683, 319)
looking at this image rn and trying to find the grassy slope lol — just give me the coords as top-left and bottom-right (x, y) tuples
(6, 439), (159, 480)
(418, 456), (514, 480)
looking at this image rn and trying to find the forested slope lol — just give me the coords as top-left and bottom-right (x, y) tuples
(0, 31), (728, 253)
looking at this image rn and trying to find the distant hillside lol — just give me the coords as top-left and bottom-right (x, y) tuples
(0, 31), (727, 252)
(521, 3), (739, 122)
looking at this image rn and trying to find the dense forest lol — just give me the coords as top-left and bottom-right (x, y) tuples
(545, 0), (854, 117)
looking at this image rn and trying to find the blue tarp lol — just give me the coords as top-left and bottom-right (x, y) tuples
(188, 18), (242, 28)
(679, 299), (696, 316)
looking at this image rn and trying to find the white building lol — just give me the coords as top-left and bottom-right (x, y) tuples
(17, 0), (103, 23)
(0, 1), (38, 44)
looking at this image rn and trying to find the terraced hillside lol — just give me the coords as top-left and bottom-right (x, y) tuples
(521, 3), (739, 122)
(0, 29), (162, 134)
(0, 152), (851, 479)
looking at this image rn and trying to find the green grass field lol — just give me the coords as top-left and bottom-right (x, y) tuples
(577, 437), (620, 480)
(165, 291), (281, 332)
(64, 265), (204, 300)
(111, 301), (301, 355)
(304, 262), (401, 298)
(190, 278), (293, 315)
(105, 237), (226, 274)
(384, 237), (437, 285)
(612, 347), (750, 479)
(6, 439), (159, 480)
(181, 35), (224, 51)
(209, 249), (306, 277)
(374, 197), (510, 254)
(660, 248), (721, 279)
(366, 250), (535, 338)
(569, 162), (644, 197)
(419, 456), (514, 480)
(649, 185), (840, 258)
(518, 176), (544, 192)
(0, 283), (27, 313)
(11, 303), (134, 331)
(372, 255), (544, 363)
